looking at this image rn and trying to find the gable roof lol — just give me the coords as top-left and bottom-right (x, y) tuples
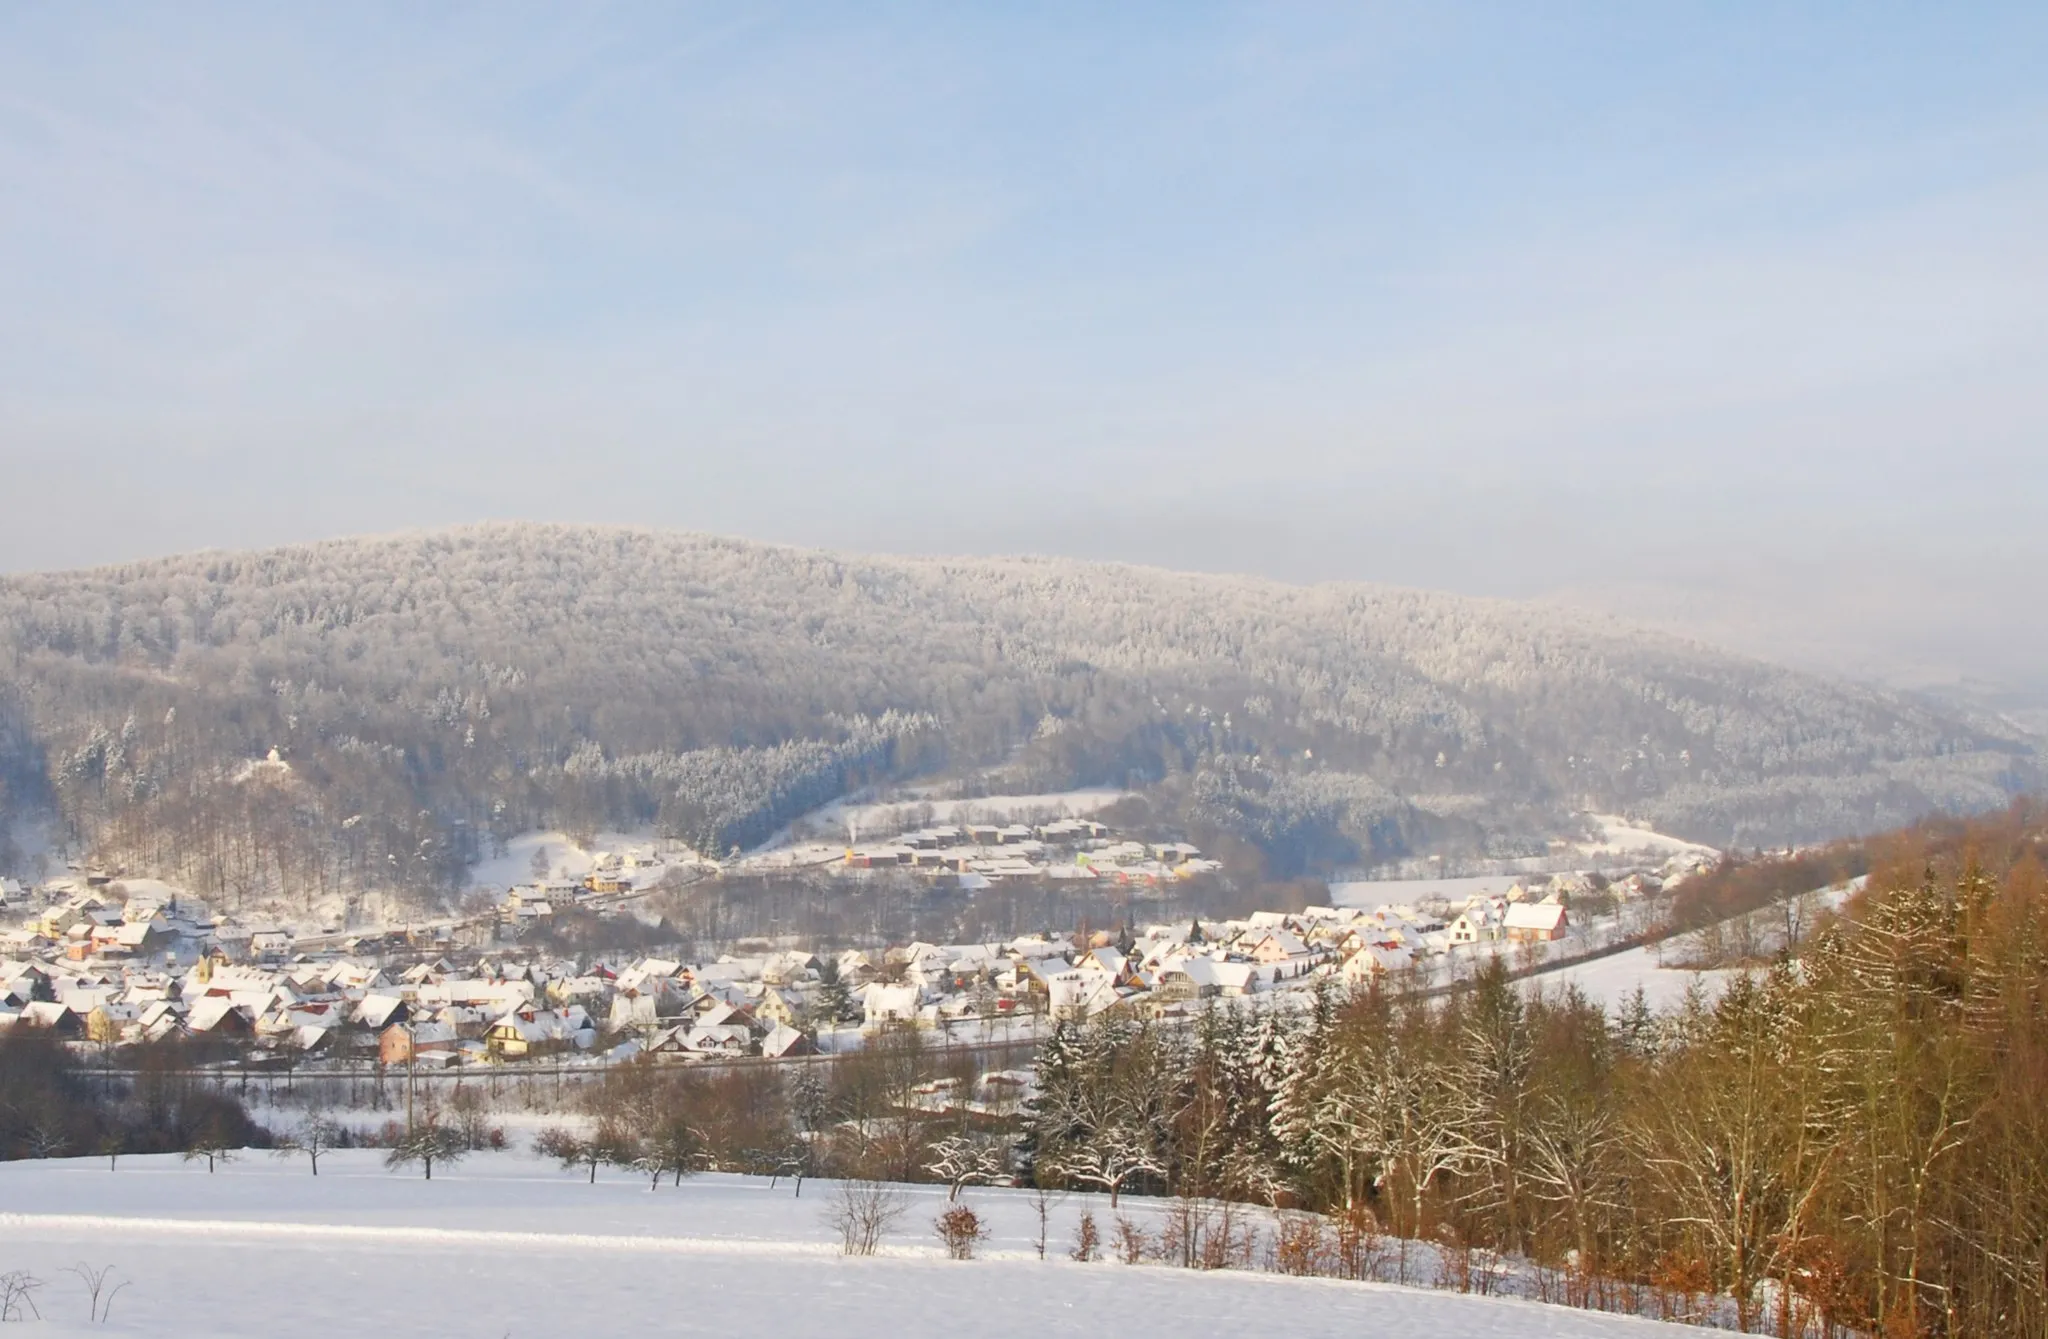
(1503, 901), (1568, 932)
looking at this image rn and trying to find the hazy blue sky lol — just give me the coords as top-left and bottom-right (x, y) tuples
(3, 5), (2045, 698)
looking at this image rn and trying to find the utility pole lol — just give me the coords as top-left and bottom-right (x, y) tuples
(405, 1019), (417, 1137)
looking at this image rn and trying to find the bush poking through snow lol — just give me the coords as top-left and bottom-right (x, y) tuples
(826, 1179), (904, 1257)
(61, 1263), (127, 1324)
(1069, 1211), (1100, 1262)
(1029, 1186), (1061, 1260)
(934, 1204), (988, 1260)
(446, 1086), (507, 1151)
(1273, 1213), (1329, 1276)
(0, 1271), (42, 1322)
(1113, 1215), (1148, 1265)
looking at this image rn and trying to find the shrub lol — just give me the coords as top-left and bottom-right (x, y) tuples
(1334, 1206), (1390, 1281)
(826, 1179), (904, 1257)
(1273, 1213), (1330, 1276)
(0, 1270), (42, 1322)
(1112, 1215), (1147, 1265)
(532, 1125), (584, 1163)
(934, 1205), (988, 1260)
(1651, 1251), (1713, 1324)
(1069, 1212), (1100, 1262)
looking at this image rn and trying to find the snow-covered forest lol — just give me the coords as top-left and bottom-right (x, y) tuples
(0, 524), (2034, 903)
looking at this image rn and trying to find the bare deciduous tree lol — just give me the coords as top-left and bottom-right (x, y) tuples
(925, 1131), (1008, 1202)
(274, 1110), (344, 1175)
(824, 1179), (905, 1257)
(384, 1119), (467, 1181)
(1030, 1184), (1062, 1260)
(182, 1138), (235, 1174)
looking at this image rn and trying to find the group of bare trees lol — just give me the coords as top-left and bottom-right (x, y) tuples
(1007, 806), (2048, 1337)
(537, 1057), (810, 1190)
(0, 1034), (262, 1167)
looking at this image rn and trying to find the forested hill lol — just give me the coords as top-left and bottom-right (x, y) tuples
(0, 524), (2035, 899)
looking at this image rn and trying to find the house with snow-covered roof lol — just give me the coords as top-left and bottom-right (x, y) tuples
(1242, 930), (1313, 966)
(15, 1000), (84, 1036)
(862, 982), (923, 1028)
(1340, 942), (1415, 984)
(381, 1020), (463, 1066)
(1503, 899), (1569, 943)
(1449, 905), (1500, 945)
(354, 993), (411, 1030)
(752, 984), (811, 1030)
(683, 1022), (755, 1056)
(1042, 969), (1118, 1020)
(485, 1006), (593, 1058)
(186, 996), (255, 1037)
(760, 1023), (815, 1059)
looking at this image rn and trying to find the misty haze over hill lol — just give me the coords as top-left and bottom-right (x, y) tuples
(5, 8), (2045, 730)
(0, 525), (2035, 903)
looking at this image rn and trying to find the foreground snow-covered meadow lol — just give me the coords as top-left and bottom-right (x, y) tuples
(0, 1151), (1703, 1338)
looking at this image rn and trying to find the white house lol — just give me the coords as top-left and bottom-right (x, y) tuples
(1042, 969), (1119, 1019)
(1449, 905), (1499, 945)
(1340, 942), (1415, 984)
(863, 982), (923, 1028)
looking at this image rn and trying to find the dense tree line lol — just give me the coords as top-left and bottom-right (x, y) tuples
(0, 684), (45, 873)
(0, 1034), (266, 1163)
(544, 1026), (1004, 1192)
(562, 711), (942, 856)
(0, 524), (2033, 901)
(1011, 803), (2048, 1336)
(1666, 844), (1873, 933)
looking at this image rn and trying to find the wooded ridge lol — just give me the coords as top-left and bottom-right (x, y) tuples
(0, 524), (2034, 900)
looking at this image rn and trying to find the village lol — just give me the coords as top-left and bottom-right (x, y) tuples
(499, 807), (1229, 921)
(0, 833), (1711, 1071)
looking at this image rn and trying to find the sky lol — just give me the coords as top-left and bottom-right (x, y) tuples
(3, 4), (2045, 706)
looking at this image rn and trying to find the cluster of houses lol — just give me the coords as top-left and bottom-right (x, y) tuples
(0, 852), (1708, 1065)
(828, 820), (1221, 887)
(498, 843), (697, 927)
(490, 826), (1225, 927)
(0, 926), (821, 1066)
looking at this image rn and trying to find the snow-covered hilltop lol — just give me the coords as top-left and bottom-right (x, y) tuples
(0, 523), (2033, 905)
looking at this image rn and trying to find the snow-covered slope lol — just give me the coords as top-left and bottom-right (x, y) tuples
(1, 1152), (1701, 1338)
(1524, 942), (1741, 1011)
(4, 523), (2035, 897)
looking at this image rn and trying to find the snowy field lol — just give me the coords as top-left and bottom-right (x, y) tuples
(1339, 816), (1717, 891)
(1328, 873), (1527, 909)
(465, 828), (678, 892)
(1523, 943), (1742, 1011)
(1575, 815), (1718, 861)
(0, 1152), (1702, 1338)
(1517, 875), (1862, 1011)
